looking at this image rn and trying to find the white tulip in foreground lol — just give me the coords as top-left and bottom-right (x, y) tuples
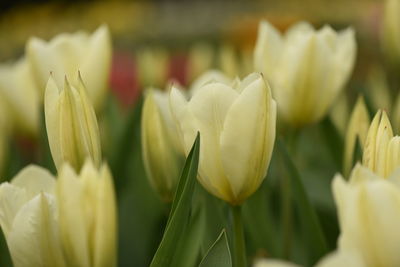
(0, 166), (66, 267)
(57, 160), (117, 267)
(254, 20), (356, 127)
(27, 25), (111, 111)
(170, 72), (276, 205)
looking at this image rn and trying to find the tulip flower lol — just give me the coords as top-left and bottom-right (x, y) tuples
(0, 57), (40, 136)
(0, 165), (66, 267)
(27, 25), (111, 111)
(254, 20), (356, 127)
(382, 0), (400, 66)
(170, 72), (276, 205)
(189, 70), (232, 96)
(44, 73), (102, 172)
(343, 96), (370, 176)
(57, 160), (117, 267)
(141, 88), (184, 201)
(362, 110), (400, 177)
(333, 164), (400, 266)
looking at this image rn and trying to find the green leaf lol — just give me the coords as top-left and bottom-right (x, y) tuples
(277, 138), (328, 265)
(150, 133), (200, 267)
(199, 229), (232, 267)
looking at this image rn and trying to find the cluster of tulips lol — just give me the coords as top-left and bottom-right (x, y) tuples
(1, 0), (400, 266)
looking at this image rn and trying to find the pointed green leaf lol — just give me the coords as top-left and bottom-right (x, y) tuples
(150, 133), (200, 267)
(277, 138), (328, 265)
(199, 229), (232, 267)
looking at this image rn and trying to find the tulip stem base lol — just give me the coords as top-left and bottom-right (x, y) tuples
(232, 205), (246, 267)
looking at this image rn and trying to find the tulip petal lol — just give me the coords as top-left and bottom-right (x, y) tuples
(0, 184), (26, 238)
(8, 193), (65, 267)
(219, 74), (276, 202)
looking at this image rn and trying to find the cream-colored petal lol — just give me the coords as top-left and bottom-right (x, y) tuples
(186, 83), (238, 202)
(0, 183), (26, 238)
(92, 165), (117, 267)
(253, 258), (299, 267)
(8, 193), (65, 267)
(374, 111), (393, 176)
(44, 75), (63, 170)
(219, 74), (276, 203)
(315, 250), (364, 267)
(362, 110), (382, 171)
(79, 25), (112, 110)
(189, 70), (232, 96)
(57, 164), (90, 267)
(11, 164), (56, 198)
(253, 20), (283, 83)
(385, 136), (400, 177)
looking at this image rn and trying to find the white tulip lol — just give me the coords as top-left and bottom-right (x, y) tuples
(254, 20), (356, 127)
(170, 72), (276, 205)
(0, 165), (66, 267)
(27, 25), (111, 111)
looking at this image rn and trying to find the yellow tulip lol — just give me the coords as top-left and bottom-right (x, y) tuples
(45, 73), (101, 172)
(0, 57), (39, 136)
(141, 89), (184, 201)
(333, 164), (400, 266)
(361, 110), (400, 177)
(27, 25), (111, 111)
(254, 20), (356, 127)
(0, 165), (66, 267)
(57, 160), (117, 267)
(382, 0), (400, 66)
(170, 73), (276, 205)
(343, 96), (370, 177)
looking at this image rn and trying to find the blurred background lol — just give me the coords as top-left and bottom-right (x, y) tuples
(0, 1), (389, 266)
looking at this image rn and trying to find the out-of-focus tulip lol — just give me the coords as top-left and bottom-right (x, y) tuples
(254, 20), (356, 127)
(362, 110), (400, 177)
(141, 88), (184, 201)
(382, 0), (400, 66)
(187, 43), (214, 83)
(343, 96), (370, 177)
(0, 58), (39, 136)
(27, 25), (111, 111)
(136, 47), (169, 88)
(218, 44), (239, 78)
(0, 165), (66, 267)
(57, 160), (117, 267)
(45, 73), (101, 172)
(170, 73), (276, 205)
(366, 66), (391, 112)
(333, 164), (400, 266)
(253, 258), (299, 267)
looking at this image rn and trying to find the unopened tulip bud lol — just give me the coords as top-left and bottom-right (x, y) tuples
(0, 165), (66, 267)
(343, 96), (370, 176)
(254, 20), (356, 127)
(170, 73), (276, 205)
(57, 160), (117, 267)
(45, 73), (101, 172)
(27, 25), (111, 111)
(141, 89), (184, 201)
(362, 110), (394, 177)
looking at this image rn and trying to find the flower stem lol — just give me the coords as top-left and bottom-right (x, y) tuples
(232, 205), (246, 267)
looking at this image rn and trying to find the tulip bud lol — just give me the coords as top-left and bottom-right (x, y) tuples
(343, 96), (370, 177)
(218, 44), (239, 78)
(27, 25), (111, 111)
(45, 73), (101, 172)
(0, 165), (66, 267)
(141, 89), (184, 201)
(362, 110), (395, 177)
(0, 58), (40, 136)
(254, 20), (356, 127)
(57, 160), (117, 267)
(136, 47), (169, 88)
(381, 0), (400, 66)
(170, 73), (276, 205)
(332, 164), (400, 266)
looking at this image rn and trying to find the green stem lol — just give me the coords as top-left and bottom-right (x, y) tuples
(281, 170), (292, 259)
(232, 205), (246, 267)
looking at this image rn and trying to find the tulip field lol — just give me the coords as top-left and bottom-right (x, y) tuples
(0, 0), (399, 267)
